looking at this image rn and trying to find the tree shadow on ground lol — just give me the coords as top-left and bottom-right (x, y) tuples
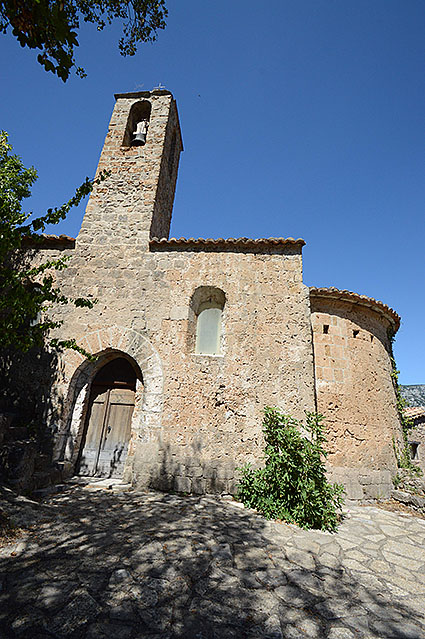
(0, 487), (424, 638)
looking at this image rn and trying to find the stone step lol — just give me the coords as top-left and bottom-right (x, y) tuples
(391, 488), (425, 509)
(79, 478), (133, 492)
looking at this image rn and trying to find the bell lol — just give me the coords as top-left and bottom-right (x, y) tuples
(132, 131), (146, 146)
(131, 120), (148, 146)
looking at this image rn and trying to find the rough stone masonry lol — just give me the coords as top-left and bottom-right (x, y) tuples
(36, 89), (403, 500)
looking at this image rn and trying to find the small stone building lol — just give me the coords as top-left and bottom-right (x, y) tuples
(405, 407), (425, 473)
(39, 89), (403, 500)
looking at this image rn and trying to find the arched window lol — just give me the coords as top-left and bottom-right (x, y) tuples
(190, 286), (225, 356)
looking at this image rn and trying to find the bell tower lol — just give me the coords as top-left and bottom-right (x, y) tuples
(77, 89), (183, 249)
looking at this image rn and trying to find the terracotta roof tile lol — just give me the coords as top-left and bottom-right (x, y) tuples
(309, 286), (400, 332)
(22, 234), (76, 249)
(405, 406), (425, 420)
(150, 236), (305, 252)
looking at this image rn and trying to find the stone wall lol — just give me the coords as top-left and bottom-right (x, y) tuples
(405, 408), (425, 474)
(47, 238), (315, 494)
(310, 288), (402, 500)
(137, 239), (315, 493)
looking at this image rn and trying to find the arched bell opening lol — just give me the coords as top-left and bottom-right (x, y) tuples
(122, 100), (152, 147)
(76, 355), (143, 478)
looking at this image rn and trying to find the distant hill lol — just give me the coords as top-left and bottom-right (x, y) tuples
(400, 385), (425, 407)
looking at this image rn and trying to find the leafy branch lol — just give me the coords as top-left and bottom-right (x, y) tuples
(0, 130), (107, 356)
(0, 0), (167, 81)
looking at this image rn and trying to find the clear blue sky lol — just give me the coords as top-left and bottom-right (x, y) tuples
(0, 0), (423, 384)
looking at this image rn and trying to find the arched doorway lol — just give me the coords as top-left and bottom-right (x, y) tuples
(77, 357), (140, 478)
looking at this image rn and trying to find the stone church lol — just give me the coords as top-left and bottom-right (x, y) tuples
(41, 89), (402, 500)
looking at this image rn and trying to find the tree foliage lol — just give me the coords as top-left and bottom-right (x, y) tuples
(0, 0), (167, 81)
(236, 407), (344, 531)
(0, 130), (104, 353)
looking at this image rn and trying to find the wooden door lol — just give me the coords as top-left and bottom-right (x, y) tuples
(78, 358), (138, 478)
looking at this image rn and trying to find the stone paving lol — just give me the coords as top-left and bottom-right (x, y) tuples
(0, 482), (425, 638)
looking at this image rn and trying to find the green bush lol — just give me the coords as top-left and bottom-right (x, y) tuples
(236, 408), (344, 531)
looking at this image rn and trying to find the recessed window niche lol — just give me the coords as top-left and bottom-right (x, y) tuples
(189, 286), (226, 356)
